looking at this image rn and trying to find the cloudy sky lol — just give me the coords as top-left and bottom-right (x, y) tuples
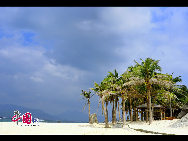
(0, 7), (188, 119)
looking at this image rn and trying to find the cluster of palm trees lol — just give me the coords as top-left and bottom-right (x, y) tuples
(81, 58), (188, 128)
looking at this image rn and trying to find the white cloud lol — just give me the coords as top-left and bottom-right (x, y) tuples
(30, 75), (44, 82)
(98, 7), (154, 34)
(30, 58), (88, 83)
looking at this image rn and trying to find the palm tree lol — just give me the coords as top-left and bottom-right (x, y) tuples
(92, 70), (121, 127)
(150, 73), (183, 116)
(131, 58), (162, 124)
(81, 89), (94, 123)
(88, 57), (187, 128)
(122, 66), (146, 122)
(121, 59), (183, 123)
(106, 70), (120, 125)
(173, 85), (188, 108)
(92, 80), (111, 128)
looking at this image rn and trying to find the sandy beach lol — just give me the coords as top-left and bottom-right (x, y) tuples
(0, 119), (187, 135)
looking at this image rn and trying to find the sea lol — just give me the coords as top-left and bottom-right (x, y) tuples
(0, 117), (58, 123)
(0, 117), (82, 123)
(0, 117), (12, 122)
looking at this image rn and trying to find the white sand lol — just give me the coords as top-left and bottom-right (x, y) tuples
(0, 120), (187, 135)
(128, 119), (188, 135)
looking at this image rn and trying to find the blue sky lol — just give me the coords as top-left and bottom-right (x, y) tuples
(0, 7), (188, 120)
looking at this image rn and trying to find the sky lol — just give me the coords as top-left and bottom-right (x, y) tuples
(0, 7), (188, 120)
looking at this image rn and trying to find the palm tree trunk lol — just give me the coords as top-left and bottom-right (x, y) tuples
(114, 97), (117, 124)
(152, 103), (154, 121)
(170, 96), (172, 117)
(102, 100), (109, 128)
(102, 100), (104, 116)
(101, 99), (106, 127)
(136, 108), (138, 121)
(146, 98), (149, 122)
(133, 99), (136, 121)
(130, 98), (133, 122)
(118, 101), (121, 122)
(133, 107), (136, 121)
(105, 101), (109, 128)
(146, 80), (152, 124)
(141, 109), (144, 121)
(88, 99), (91, 124)
(126, 111), (128, 121)
(148, 90), (152, 124)
(122, 96), (126, 125)
(112, 100), (114, 123)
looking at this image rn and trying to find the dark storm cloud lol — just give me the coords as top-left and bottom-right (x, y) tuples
(0, 8), (127, 72)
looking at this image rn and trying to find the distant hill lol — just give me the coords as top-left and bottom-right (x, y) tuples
(0, 104), (89, 122)
(0, 104), (59, 121)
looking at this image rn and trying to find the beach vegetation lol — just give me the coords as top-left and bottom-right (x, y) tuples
(84, 58), (188, 127)
(81, 89), (94, 124)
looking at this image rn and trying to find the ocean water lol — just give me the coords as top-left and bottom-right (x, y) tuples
(0, 118), (74, 123)
(0, 118), (12, 122)
(0, 117), (48, 123)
